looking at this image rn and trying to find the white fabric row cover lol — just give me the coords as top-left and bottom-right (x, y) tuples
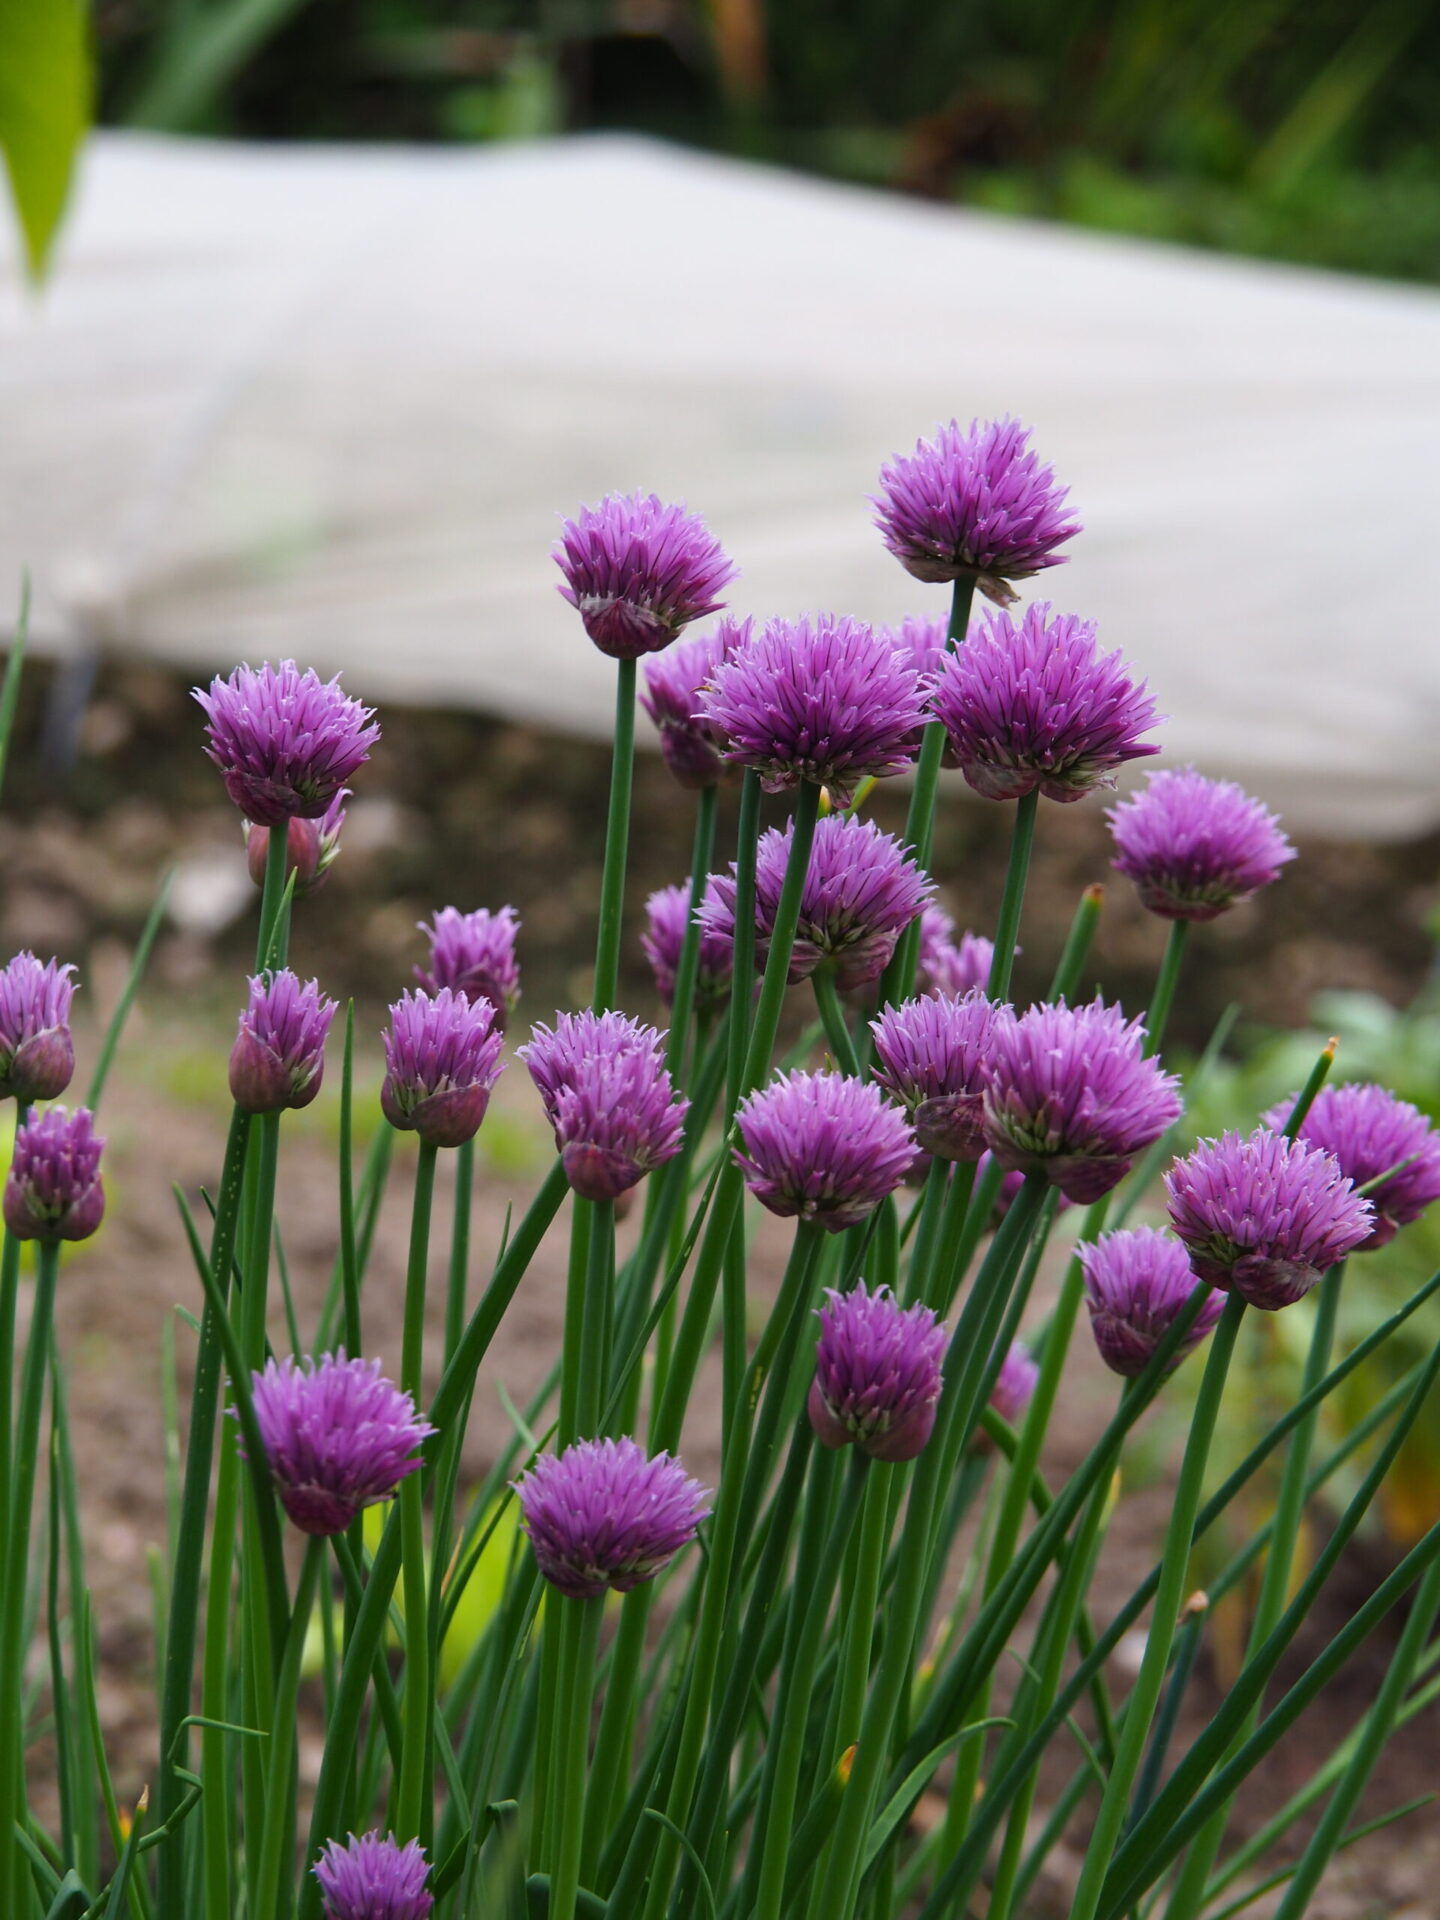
(3, 131), (1439, 837)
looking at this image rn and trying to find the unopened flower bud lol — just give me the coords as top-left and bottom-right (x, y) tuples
(0, 953), (77, 1104)
(4, 1106), (105, 1243)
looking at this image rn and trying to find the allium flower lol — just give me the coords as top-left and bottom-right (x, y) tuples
(932, 603), (1161, 804)
(871, 989), (1003, 1160)
(415, 905), (522, 1028)
(245, 789), (349, 894)
(698, 614), (927, 805)
(0, 952), (76, 1103)
(229, 971), (337, 1115)
(314, 1832), (433, 1920)
(3, 1105), (105, 1242)
(873, 417), (1080, 605)
(1078, 1226), (1226, 1376)
(514, 1436), (710, 1599)
(248, 1354), (434, 1536)
(640, 617), (752, 788)
(641, 884), (733, 1009)
(381, 987), (506, 1149)
(1165, 1128), (1375, 1311)
(808, 1282), (945, 1461)
(699, 813), (934, 992)
(554, 493), (737, 661)
(194, 660), (380, 827)
(1108, 768), (1295, 922)
(520, 1010), (689, 1202)
(1262, 1083), (1440, 1252)
(991, 1340), (1039, 1427)
(733, 1070), (916, 1231)
(983, 999), (1182, 1203)
(916, 906), (994, 1000)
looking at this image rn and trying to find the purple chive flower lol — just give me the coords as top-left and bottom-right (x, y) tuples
(983, 999), (1182, 1204)
(697, 614), (927, 805)
(873, 417), (1080, 605)
(808, 1282), (945, 1462)
(1109, 768), (1295, 922)
(515, 1436), (710, 1599)
(249, 1354), (435, 1536)
(990, 1340), (1040, 1427)
(415, 905), (522, 1029)
(1165, 1128), (1375, 1311)
(194, 660), (380, 827)
(313, 1832), (433, 1920)
(699, 813), (934, 992)
(641, 884), (733, 1009)
(0, 952), (76, 1103)
(381, 988), (506, 1149)
(1078, 1226), (1227, 1377)
(554, 493), (737, 661)
(932, 603), (1161, 804)
(871, 989), (1003, 1161)
(1262, 1083), (1440, 1253)
(733, 1070), (917, 1231)
(883, 613), (951, 684)
(3, 1105), (105, 1243)
(245, 789), (349, 894)
(229, 971), (337, 1115)
(916, 906), (995, 1000)
(640, 617), (753, 788)
(519, 1010), (689, 1202)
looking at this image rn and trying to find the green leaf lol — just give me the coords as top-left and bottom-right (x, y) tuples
(0, 0), (89, 279)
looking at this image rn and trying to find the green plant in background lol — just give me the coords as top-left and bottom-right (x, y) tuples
(0, 0), (90, 278)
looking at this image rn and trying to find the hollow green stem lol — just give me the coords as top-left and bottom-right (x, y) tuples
(396, 1140), (438, 1846)
(0, 1239), (60, 1910)
(445, 1136), (474, 1366)
(725, 772), (762, 1114)
(1162, 1262), (1344, 1918)
(986, 788), (1038, 1002)
(253, 1539), (323, 1918)
(812, 967), (860, 1075)
(593, 659), (637, 1012)
(1143, 919), (1191, 1056)
(549, 1596), (604, 1920)
(1066, 1292), (1247, 1920)
(1048, 882), (1105, 1002)
(665, 783), (719, 1083)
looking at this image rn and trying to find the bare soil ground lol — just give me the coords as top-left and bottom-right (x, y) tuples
(6, 659), (1440, 1915)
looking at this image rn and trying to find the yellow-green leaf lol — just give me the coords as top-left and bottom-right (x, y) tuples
(0, 0), (90, 280)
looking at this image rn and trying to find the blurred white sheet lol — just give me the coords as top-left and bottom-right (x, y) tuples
(3, 131), (1438, 837)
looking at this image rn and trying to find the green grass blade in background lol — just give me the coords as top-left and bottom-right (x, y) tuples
(0, 1), (89, 279)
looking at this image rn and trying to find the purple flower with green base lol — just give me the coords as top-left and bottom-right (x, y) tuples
(229, 971), (337, 1115)
(515, 1436), (710, 1598)
(641, 617), (752, 788)
(245, 789), (349, 894)
(983, 998), (1182, 1203)
(698, 614), (927, 805)
(519, 1009), (689, 1202)
(1078, 1226), (1226, 1377)
(871, 988), (1003, 1161)
(700, 813), (934, 992)
(873, 418), (1080, 605)
(808, 1282), (945, 1462)
(734, 1070), (916, 1231)
(313, 1832), (433, 1920)
(248, 1354), (434, 1537)
(1109, 768), (1295, 922)
(381, 987), (506, 1149)
(1165, 1128), (1374, 1311)
(555, 493), (737, 661)
(1262, 1083), (1440, 1252)
(642, 884), (733, 1009)
(916, 906), (994, 1000)
(3, 1105), (105, 1243)
(932, 603), (1161, 804)
(416, 905), (522, 1029)
(0, 952), (76, 1103)
(195, 660), (379, 827)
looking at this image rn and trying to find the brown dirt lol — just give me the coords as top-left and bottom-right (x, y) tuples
(7, 657), (1440, 1914)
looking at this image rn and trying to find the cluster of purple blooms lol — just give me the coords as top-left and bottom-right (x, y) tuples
(520, 1009), (689, 1202)
(313, 1831), (434, 1920)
